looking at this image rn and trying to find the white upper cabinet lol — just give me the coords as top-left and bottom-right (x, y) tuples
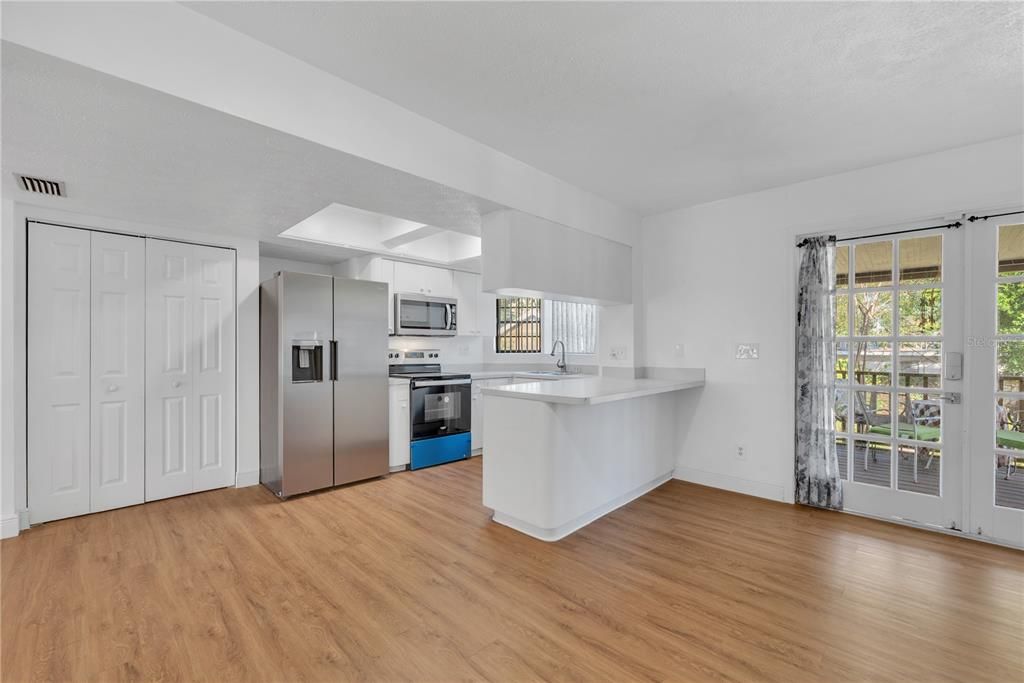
(452, 271), (481, 335)
(393, 261), (453, 297)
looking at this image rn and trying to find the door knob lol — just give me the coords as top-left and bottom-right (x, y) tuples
(107, 384), (118, 393)
(173, 380), (182, 388)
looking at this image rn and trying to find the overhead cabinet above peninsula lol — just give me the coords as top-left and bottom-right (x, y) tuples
(482, 210), (632, 305)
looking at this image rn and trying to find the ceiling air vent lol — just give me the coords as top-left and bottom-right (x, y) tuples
(16, 174), (66, 197)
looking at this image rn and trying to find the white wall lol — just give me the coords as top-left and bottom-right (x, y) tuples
(642, 135), (1024, 503)
(3, 201), (262, 536)
(2, 2), (640, 247)
(259, 256), (335, 283)
(0, 199), (16, 537)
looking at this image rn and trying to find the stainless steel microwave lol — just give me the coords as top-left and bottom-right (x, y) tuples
(394, 293), (457, 336)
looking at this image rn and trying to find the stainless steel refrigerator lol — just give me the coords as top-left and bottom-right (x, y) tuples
(260, 271), (389, 497)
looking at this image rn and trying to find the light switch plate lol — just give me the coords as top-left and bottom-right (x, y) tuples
(610, 346), (628, 360)
(736, 343), (760, 360)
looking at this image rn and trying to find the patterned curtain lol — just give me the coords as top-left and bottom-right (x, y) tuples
(795, 236), (843, 509)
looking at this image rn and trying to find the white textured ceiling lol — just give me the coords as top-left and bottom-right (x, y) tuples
(0, 43), (504, 262)
(189, 1), (1024, 215)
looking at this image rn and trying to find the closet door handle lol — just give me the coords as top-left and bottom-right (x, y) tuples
(330, 340), (338, 382)
(172, 380), (182, 389)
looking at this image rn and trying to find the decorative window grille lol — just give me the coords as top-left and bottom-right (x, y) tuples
(495, 297), (543, 353)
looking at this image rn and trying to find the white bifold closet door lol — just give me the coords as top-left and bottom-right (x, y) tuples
(145, 239), (236, 501)
(28, 225), (146, 523)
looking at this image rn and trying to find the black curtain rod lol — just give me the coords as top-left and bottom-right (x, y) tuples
(796, 221), (961, 248)
(967, 209), (1024, 223)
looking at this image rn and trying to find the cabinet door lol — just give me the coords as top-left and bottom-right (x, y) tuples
(28, 224), (92, 523)
(388, 383), (410, 469)
(393, 261), (453, 297)
(453, 271), (480, 335)
(471, 382), (483, 452)
(192, 245), (236, 493)
(90, 232), (146, 513)
(146, 239), (196, 501)
(478, 290), (497, 339)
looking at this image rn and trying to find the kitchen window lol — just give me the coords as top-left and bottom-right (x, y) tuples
(549, 300), (598, 354)
(495, 297), (543, 353)
(494, 297), (598, 354)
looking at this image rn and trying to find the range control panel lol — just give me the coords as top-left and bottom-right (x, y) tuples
(388, 348), (441, 364)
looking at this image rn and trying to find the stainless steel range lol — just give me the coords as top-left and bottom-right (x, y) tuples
(388, 349), (471, 469)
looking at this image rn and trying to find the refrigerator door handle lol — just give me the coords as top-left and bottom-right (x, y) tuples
(330, 340), (338, 381)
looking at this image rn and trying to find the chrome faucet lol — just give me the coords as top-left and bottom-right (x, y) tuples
(550, 340), (567, 374)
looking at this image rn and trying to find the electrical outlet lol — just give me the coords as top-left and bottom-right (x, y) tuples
(736, 445), (746, 460)
(674, 343), (685, 358)
(610, 346), (627, 360)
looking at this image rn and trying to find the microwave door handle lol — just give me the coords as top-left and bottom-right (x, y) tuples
(444, 304), (451, 330)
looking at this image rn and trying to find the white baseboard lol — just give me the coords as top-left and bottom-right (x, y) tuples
(1, 514), (20, 539)
(673, 466), (787, 502)
(491, 471), (673, 542)
(235, 469), (260, 488)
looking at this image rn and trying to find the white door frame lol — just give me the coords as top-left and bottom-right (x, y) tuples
(13, 209), (241, 528)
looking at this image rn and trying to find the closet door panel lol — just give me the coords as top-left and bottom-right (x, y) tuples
(91, 232), (146, 512)
(192, 246), (236, 492)
(145, 239), (196, 501)
(28, 224), (92, 523)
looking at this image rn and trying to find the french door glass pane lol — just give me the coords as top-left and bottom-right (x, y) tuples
(997, 282), (1024, 334)
(996, 399), (1024, 450)
(855, 241), (893, 287)
(854, 291), (893, 336)
(854, 390), (892, 434)
(896, 444), (940, 496)
(898, 289), (942, 335)
(836, 341), (849, 383)
(835, 389), (849, 433)
(835, 245), (849, 288)
(898, 342), (942, 388)
(997, 224), (1024, 276)
(834, 294), (849, 336)
(995, 341), (1024, 392)
(851, 341), (891, 386)
(896, 392), (942, 442)
(852, 440), (891, 487)
(994, 454), (1024, 510)
(899, 235), (942, 284)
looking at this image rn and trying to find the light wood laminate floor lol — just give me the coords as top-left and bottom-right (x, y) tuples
(2, 457), (1021, 682)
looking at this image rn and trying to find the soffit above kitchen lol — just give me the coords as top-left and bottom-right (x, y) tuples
(189, 1), (1023, 215)
(0, 42), (504, 257)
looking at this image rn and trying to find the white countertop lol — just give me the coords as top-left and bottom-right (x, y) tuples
(480, 376), (704, 405)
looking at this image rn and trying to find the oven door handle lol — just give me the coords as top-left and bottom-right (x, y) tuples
(412, 379), (471, 388)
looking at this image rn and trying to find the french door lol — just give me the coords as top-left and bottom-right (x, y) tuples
(833, 228), (965, 531)
(832, 219), (1024, 547)
(966, 220), (1024, 546)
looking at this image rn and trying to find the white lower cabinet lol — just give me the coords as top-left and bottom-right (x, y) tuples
(26, 222), (236, 524)
(389, 383), (410, 469)
(471, 377), (514, 454)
